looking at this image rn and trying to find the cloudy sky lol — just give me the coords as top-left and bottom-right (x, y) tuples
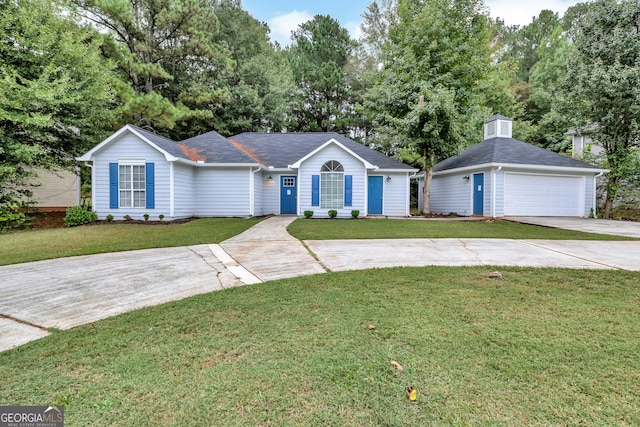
(241, 0), (582, 46)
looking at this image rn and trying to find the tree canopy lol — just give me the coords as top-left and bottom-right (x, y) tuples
(563, 0), (640, 218)
(0, 0), (115, 216)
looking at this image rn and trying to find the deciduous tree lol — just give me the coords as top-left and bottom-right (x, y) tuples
(563, 0), (640, 218)
(0, 0), (115, 220)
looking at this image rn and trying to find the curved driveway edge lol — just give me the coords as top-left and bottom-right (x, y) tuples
(0, 244), (242, 351)
(304, 238), (640, 272)
(2, 216), (639, 353)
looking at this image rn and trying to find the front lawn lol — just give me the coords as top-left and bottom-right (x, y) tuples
(0, 218), (262, 266)
(1, 267), (638, 426)
(288, 218), (636, 240)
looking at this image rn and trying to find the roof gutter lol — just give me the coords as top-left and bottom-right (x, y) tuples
(432, 162), (608, 176)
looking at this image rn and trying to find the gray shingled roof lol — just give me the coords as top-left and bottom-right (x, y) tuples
(180, 131), (256, 163)
(434, 137), (602, 172)
(126, 126), (414, 169)
(229, 132), (415, 170)
(129, 125), (187, 159)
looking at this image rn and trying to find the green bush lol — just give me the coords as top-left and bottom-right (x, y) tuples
(304, 210), (314, 219)
(351, 210), (360, 219)
(328, 210), (338, 219)
(64, 205), (97, 227)
(106, 214), (114, 222)
(143, 213), (150, 221)
(159, 214), (165, 221)
(123, 215), (132, 221)
(0, 205), (29, 232)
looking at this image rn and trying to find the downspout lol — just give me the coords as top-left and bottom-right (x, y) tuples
(250, 167), (261, 217)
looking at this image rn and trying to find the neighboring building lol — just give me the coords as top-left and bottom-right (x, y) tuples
(415, 115), (607, 217)
(566, 125), (604, 159)
(24, 168), (80, 211)
(77, 125), (417, 219)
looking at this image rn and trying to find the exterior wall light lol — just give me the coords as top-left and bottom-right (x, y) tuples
(267, 176), (273, 182)
(463, 175), (470, 180)
(386, 176), (392, 182)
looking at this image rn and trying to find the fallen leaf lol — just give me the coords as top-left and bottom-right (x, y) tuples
(390, 360), (404, 371)
(368, 324), (376, 330)
(406, 386), (417, 401)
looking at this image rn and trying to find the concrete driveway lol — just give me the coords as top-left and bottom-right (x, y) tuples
(507, 216), (640, 238)
(2, 215), (639, 352)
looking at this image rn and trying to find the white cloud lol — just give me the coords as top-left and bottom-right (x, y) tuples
(486, 0), (579, 27)
(344, 20), (363, 41)
(268, 10), (313, 46)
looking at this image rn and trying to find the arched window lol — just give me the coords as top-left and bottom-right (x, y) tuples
(321, 160), (344, 209)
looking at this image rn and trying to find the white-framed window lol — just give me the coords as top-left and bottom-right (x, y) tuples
(283, 177), (295, 187)
(320, 160), (344, 209)
(119, 164), (145, 208)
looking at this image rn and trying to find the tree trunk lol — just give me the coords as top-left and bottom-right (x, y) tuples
(422, 151), (435, 215)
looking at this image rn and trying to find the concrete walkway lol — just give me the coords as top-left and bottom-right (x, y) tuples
(1, 216), (639, 352)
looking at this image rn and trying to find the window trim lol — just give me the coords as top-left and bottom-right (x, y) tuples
(118, 162), (146, 209)
(320, 161), (344, 210)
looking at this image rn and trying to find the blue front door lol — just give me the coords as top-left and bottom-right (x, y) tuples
(280, 176), (297, 214)
(473, 173), (484, 216)
(368, 176), (383, 215)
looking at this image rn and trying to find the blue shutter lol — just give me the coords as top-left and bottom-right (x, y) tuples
(109, 163), (118, 209)
(344, 175), (352, 206)
(146, 162), (155, 209)
(311, 175), (319, 206)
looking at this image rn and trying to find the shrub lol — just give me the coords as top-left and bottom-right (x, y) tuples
(106, 214), (114, 222)
(158, 214), (165, 221)
(304, 210), (314, 219)
(143, 213), (150, 221)
(64, 205), (97, 227)
(123, 215), (132, 221)
(0, 205), (29, 232)
(328, 210), (338, 219)
(351, 210), (360, 219)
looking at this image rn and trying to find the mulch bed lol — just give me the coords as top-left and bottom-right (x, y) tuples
(27, 211), (196, 230)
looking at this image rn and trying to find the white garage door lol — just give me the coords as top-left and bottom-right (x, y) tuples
(504, 173), (584, 216)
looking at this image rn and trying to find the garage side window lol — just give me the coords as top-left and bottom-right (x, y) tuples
(119, 164), (146, 208)
(320, 160), (344, 209)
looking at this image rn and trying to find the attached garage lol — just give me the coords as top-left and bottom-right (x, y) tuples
(419, 115), (607, 218)
(504, 173), (584, 216)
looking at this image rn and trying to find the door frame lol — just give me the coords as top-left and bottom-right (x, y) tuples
(280, 175), (297, 214)
(368, 175), (383, 215)
(473, 173), (484, 216)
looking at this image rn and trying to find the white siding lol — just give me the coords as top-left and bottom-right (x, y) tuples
(195, 167), (251, 216)
(493, 169), (505, 217)
(93, 134), (170, 220)
(584, 175), (595, 216)
(173, 162), (196, 219)
(382, 173), (410, 216)
(429, 174), (473, 216)
(298, 144), (366, 218)
(252, 169), (263, 216)
(261, 172), (281, 215)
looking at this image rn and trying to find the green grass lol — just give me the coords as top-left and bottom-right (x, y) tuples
(0, 218), (262, 266)
(288, 218), (637, 240)
(1, 267), (638, 426)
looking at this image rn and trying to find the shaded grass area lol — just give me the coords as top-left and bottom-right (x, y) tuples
(288, 218), (637, 240)
(0, 218), (261, 266)
(1, 267), (638, 426)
